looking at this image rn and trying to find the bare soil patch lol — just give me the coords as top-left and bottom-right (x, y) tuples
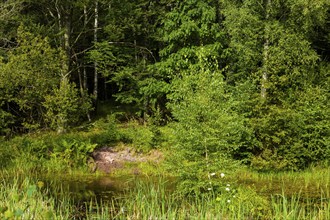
(90, 146), (163, 174)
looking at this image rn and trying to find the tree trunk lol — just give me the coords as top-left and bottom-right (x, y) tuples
(55, 4), (72, 132)
(261, 0), (271, 100)
(93, 0), (99, 103)
(83, 5), (88, 91)
(63, 15), (71, 77)
(261, 38), (269, 99)
(83, 4), (91, 122)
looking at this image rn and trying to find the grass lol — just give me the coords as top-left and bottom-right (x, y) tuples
(271, 192), (330, 220)
(0, 175), (72, 219)
(0, 169), (329, 219)
(84, 175), (329, 220)
(235, 167), (330, 199)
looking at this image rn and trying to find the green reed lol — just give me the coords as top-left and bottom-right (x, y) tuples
(0, 175), (73, 220)
(0, 171), (329, 220)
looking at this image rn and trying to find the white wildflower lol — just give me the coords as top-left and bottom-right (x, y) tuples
(220, 173), (225, 178)
(207, 188), (212, 191)
(227, 200), (231, 203)
(210, 172), (216, 176)
(225, 187), (230, 191)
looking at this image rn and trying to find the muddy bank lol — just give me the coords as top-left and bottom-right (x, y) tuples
(90, 147), (163, 174)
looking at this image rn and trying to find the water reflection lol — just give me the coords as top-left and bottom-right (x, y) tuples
(42, 174), (133, 203)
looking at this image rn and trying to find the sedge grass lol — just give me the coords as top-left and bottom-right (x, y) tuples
(96, 180), (329, 220)
(0, 172), (328, 219)
(0, 175), (72, 219)
(235, 167), (330, 197)
(271, 191), (330, 220)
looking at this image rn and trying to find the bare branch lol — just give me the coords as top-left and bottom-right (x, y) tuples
(70, 45), (95, 58)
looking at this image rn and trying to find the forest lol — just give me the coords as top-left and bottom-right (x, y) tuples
(0, 0), (330, 219)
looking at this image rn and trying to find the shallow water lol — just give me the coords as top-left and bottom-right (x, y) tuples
(237, 175), (330, 204)
(5, 172), (328, 218)
(42, 174), (132, 203)
(45, 173), (329, 203)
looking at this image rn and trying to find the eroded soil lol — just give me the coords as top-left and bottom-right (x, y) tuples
(90, 146), (162, 174)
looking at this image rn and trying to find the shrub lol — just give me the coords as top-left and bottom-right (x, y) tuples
(43, 79), (92, 133)
(89, 114), (121, 146)
(250, 86), (330, 170)
(119, 120), (155, 152)
(50, 139), (97, 168)
(168, 68), (251, 194)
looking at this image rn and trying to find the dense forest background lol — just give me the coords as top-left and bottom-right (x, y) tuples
(1, 0), (330, 173)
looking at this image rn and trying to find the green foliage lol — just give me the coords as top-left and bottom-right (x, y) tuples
(0, 177), (70, 220)
(87, 0), (164, 117)
(0, 141), (16, 169)
(0, 24), (93, 133)
(221, 0), (330, 170)
(0, 130), (101, 172)
(155, 0), (225, 88)
(87, 42), (117, 77)
(0, 0), (329, 174)
(231, 187), (272, 219)
(0, 107), (13, 136)
(0, 25), (62, 131)
(119, 120), (156, 152)
(160, 0), (223, 57)
(50, 139), (97, 168)
(90, 114), (121, 145)
(251, 85), (330, 170)
(167, 49), (251, 194)
(43, 79), (92, 133)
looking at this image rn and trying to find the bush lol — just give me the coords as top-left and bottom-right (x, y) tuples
(168, 68), (251, 194)
(89, 114), (121, 146)
(119, 120), (155, 152)
(250, 86), (330, 170)
(50, 139), (97, 168)
(1, 131), (98, 172)
(43, 79), (92, 133)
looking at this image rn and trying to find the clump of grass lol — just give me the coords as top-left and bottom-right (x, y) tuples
(0, 176), (72, 219)
(0, 172), (328, 220)
(271, 191), (330, 220)
(235, 167), (330, 197)
(82, 172), (329, 220)
(85, 177), (270, 220)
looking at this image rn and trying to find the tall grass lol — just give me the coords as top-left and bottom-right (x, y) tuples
(83, 177), (269, 219)
(0, 173), (328, 219)
(271, 192), (330, 220)
(235, 167), (330, 197)
(0, 175), (72, 219)
(81, 176), (328, 220)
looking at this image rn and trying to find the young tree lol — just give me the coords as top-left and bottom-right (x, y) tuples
(168, 48), (251, 194)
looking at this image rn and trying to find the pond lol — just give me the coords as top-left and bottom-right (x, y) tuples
(42, 173), (175, 202)
(2, 171), (328, 219)
(45, 172), (329, 205)
(42, 174), (135, 201)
